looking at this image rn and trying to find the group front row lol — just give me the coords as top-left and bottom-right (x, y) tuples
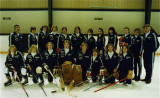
(4, 41), (139, 87)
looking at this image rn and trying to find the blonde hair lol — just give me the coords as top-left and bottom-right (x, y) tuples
(46, 42), (54, 49)
(28, 45), (38, 53)
(8, 45), (17, 56)
(80, 43), (88, 49)
(63, 40), (70, 45)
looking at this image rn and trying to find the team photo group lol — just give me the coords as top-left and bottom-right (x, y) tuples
(4, 24), (159, 92)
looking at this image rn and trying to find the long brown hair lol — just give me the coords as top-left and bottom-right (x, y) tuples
(8, 45), (17, 56)
(122, 44), (131, 55)
(98, 28), (104, 37)
(40, 25), (48, 32)
(74, 26), (81, 34)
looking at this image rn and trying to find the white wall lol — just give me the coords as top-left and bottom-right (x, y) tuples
(53, 11), (145, 35)
(1, 35), (160, 54)
(0, 11), (48, 34)
(151, 12), (160, 33)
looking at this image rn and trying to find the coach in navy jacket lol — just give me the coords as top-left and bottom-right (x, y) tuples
(141, 24), (159, 84)
(9, 25), (24, 53)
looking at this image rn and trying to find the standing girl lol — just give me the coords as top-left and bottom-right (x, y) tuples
(121, 27), (132, 48)
(84, 28), (96, 54)
(57, 27), (70, 49)
(71, 26), (84, 58)
(96, 28), (105, 56)
(131, 28), (143, 81)
(48, 25), (60, 51)
(118, 45), (133, 86)
(108, 27), (118, 49)
(28, 26), (38, 49)
(38, 25), (49, 54)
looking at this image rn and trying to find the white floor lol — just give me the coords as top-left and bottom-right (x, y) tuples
(0, 54), (160, 98)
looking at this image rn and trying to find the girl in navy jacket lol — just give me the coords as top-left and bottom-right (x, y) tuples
(57, 27), (70, 49)
(59, 40), (74, 66)
(96, 28), (105, 56)
(103, 43), (118, 83)
(43, 42), (58, 83)
(108, 27), (118, 49)
(76, 43), (91, 81)
(4, 45), (27, 86)
(84, 28), (96, 54)
(131, 28), (143, 81)
(28, 26), (38, 49)
(71, 26), (84, 58)
(38, 25), (49, 54)
(89, 49), (102, 82)
(121, 27), (132, 48)
(48, 25), (60, 51)
(117, 45), (133, 86)
(26, 45), (45, 86)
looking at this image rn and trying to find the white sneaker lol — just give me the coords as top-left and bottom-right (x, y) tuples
(118, 82), (123, 84)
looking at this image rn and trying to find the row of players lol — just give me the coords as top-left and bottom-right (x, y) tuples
(7, 24), (159, 85)
(4, 42), (133, 87)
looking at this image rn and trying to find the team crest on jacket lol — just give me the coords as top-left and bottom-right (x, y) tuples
(85, 56), (89, 58)
(29, 59), (32, 62)
(14, 55), (19, 58)
(136, 40), (140, 43)
(67, 54), (72, 56)
(119, 56), (123, 61)
(79, 57), (82, 60)
(14, 35), (19, 41)
(113, 55), (117, 58)
(94, 60), (98, 62)
(8, 57), (13, 61)
(28, 55), (32, 58)
(35, 56), (39, 60)
(41, 33), (45, 38)
(49, 35), (54, 40)
(126, 56), (131, 59)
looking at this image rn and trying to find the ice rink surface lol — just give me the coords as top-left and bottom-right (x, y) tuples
(0, 54), (160, 98)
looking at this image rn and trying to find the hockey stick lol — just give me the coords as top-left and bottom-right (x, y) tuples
(29, 69), (47, 96)
(13, 70), (29, 97)
(48, 69), (64, 93)
(94, 77), (127, 93)
(74, 75), (99, 87)
(83, 75), (112, 92)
